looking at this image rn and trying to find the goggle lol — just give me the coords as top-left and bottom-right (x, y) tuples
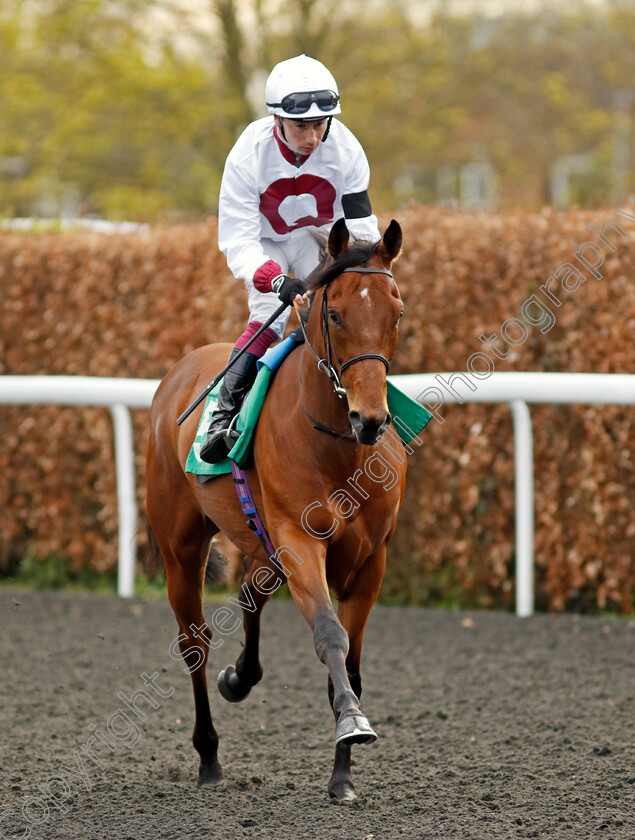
(267, 89), (340, 115)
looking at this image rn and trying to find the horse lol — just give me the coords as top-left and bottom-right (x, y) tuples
(146, 218), (407, 803)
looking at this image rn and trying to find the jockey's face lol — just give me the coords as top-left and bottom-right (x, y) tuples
(276, 116), (328, 156)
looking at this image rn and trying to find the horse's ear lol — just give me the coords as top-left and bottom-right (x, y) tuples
(377, 220), (402, 265)
(328, 218), (350, 258)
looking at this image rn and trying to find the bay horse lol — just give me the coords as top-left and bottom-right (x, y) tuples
(146, 218), (406, 802)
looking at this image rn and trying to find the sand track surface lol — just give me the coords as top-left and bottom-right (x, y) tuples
(1, 590), (633, 839)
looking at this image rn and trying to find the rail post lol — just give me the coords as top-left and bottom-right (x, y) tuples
(509, 400), (534, 617)
(109, 403), (136, 597)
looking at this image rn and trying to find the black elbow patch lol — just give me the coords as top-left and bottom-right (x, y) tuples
(342, 190), (372, 219)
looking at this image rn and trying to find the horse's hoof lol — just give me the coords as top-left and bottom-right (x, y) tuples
(328, 781), (357, 804)
(217, 665), (252, 703)
(197, 763), (226, 789)
(330, 791), (357, 804)
(335, 712), (377, 746)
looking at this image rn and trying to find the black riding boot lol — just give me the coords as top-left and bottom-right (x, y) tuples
(199, 347), (258, 463)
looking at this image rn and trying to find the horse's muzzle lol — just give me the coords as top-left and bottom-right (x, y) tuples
(348, 411), (391, 446)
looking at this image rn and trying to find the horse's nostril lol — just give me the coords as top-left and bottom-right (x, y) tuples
(348, 411), (365, 436)
(348, 411), (390, 445)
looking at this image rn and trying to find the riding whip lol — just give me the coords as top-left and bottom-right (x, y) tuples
(176, 301), (289, 426)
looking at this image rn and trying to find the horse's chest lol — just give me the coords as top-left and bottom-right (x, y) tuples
(328, 509), (391, 563)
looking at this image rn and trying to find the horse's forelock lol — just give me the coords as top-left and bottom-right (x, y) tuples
(307, 238), (377, 292)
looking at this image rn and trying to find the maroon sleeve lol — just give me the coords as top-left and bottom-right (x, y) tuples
(253, 259), (282, 294)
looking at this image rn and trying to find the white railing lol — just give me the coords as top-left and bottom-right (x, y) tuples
(1, 373), (633, 614)
(0, 377), (157, 598)
(392, 372), (635, 616)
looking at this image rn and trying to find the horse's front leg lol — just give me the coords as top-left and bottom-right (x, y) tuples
(327, 545), (386, 802)
(280, 534), (377, 752)
(312, 609), (375, 744)
(217, 556), (279, 703)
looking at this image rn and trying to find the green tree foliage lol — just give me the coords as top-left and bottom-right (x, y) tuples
(1, 0), (234, 218)
(1, 0), (634, 219)
(325, 3), (635, 208)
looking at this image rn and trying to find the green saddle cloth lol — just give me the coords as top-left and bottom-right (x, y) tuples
(186, 361), (432, 479)
(185, 363), (275, 478)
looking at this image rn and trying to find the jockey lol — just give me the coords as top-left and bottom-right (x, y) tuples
(200, 54), (380, 463)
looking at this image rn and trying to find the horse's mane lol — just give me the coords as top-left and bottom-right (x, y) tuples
(306, 236), (378, 292)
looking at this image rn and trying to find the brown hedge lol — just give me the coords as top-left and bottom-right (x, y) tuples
(1, 207), (633, 612)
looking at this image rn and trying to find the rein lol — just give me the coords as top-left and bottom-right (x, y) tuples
(297, 266), (393, 400)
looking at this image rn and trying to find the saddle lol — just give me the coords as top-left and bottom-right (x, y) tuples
(186, 330), (304, 481)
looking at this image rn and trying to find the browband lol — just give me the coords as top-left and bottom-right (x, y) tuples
(340, 267), (393, 277)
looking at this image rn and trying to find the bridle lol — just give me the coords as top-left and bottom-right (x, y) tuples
(297, 266), (394, 400)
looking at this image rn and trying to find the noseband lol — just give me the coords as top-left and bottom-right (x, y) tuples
(300, 266), (394, 399)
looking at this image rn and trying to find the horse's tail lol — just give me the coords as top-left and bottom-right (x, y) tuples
(205, 539), (228, 586)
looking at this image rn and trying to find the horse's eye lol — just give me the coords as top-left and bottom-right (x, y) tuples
(396, 309), (404, 326)
(328, 310), (341, 326)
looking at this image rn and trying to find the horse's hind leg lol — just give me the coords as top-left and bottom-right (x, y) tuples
(148, 499), (223, 788)
(217, 558), (280, 703)
(327, 546), (386, 803)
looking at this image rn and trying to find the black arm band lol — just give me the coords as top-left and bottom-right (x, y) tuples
(342, 190), (372, 219)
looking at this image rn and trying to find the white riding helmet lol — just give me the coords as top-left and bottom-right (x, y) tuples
(265, 54), (341, 119)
